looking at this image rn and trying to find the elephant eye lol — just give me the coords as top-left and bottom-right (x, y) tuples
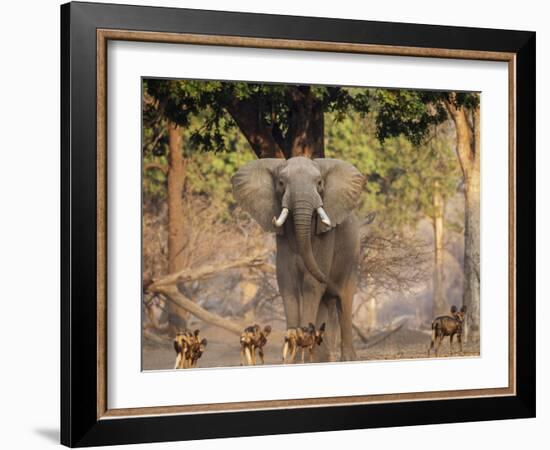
(278, 180), (285, 188)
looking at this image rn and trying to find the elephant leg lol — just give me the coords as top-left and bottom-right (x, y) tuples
(337, 280), (357, 362)
(315, 297), (339, 362)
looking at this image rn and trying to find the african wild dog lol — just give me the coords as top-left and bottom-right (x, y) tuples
(174, 329), (207, 369)
(428, 305), (467, 357)
(283, 323), (326, 363)
(297, 323), (326, 363)
(240, 324), (271, 365)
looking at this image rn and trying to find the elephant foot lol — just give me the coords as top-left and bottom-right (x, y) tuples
(340, 348), (357, 362)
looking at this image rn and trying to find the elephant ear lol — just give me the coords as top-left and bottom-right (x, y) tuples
(232, 158), (285, 233)
(314, 158), (365, 232)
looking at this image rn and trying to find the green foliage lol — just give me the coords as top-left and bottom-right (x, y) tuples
(144, 79), (373, 153)
(142, 111), (255, 209)
(326, 112), (460, 228)
(184, 132), (256, 216)
(143, 78), (464, 235)
(375, 89), (479, 145)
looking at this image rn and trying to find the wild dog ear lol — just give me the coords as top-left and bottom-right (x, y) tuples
(460, 305), (467, 313)
(200, 338), (208, 347)
(450, 305), (458, 314)
(319, 322), (326, 332)
(263, 325), (272, 334)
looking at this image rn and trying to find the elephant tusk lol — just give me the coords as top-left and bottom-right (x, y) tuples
(272, 207), (289, 227)
(316, 207), (332, 227)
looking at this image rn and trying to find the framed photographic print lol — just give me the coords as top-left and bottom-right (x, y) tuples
(60, 1), (536, 447)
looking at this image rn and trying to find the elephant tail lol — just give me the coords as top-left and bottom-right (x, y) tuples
(325, 280), (343, 306)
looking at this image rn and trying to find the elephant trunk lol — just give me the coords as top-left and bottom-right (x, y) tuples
(293, 201), (329, 285)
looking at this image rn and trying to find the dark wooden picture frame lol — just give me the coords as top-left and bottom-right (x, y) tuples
(61, 1), (535, 447)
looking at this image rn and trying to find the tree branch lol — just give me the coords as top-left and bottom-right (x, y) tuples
(153, 284), (245, 336)
(225, 98), (285, 159)
(147, 252), (274, 291)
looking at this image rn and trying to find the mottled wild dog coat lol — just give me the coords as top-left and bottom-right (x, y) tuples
(252, 325), (271, 365)
(188, 329), (208, 368)
(283, 322), (326, 363)
(297, 322), (326, 363)
(240, 324), (272, 366)
(174, 329), (207, 369)
(174, 331), (192, 369)
(428, 305), (467, 357)
(282, 328), (299, 364)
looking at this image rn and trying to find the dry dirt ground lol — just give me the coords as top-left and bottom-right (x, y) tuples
(142, 320), (480, 371)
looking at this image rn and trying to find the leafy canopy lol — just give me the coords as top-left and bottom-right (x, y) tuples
(374, 89), (479, 145)
(145, 79), (371, 153)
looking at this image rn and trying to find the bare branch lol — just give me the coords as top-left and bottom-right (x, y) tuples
(359, 226), (431, 295)
(148, 252), (274, 291)
(152, 284), (245, 335)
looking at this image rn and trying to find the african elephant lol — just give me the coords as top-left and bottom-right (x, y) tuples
(232, 156), (365, 361)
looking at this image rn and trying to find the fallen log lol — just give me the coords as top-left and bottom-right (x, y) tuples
(151, 284), (244, 336)
(352, 323), (370, 343)
(145, 253), (276, 336)
(353, 319), (407, 348)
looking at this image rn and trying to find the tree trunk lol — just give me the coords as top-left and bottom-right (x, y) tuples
(287, 87), (325, 158)
(166, 121), (189, 322)
(224, 86), (324, 160)
(463, 165), (480, 341)
(444, 101), (480, 341)
(225, 98), (285, 159)
(432, 180), (446, 316)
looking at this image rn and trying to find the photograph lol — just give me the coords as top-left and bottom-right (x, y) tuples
(141, 78), (481, 370)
